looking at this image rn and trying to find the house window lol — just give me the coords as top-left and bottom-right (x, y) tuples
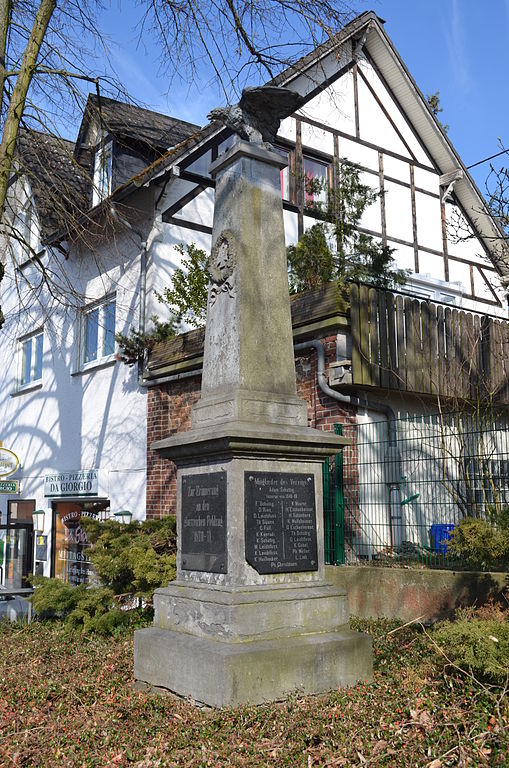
(275, 147), (290, 201)
(83, 298), (116, 365)
(19, 331), (43, 386)
(92, 139), (113, 206)
(304, 156), (329, 208)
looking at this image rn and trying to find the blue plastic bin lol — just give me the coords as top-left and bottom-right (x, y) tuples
(430, 523), (455, 554)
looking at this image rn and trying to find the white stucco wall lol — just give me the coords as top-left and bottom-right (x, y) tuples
(0, 194), (151, 577)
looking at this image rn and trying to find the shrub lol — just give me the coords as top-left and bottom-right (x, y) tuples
(115, 316), (177, 365)
(447, 510), (509, 571)
(31, 577), (86, 619)
(286, 159), (408, 294)
(433, 598), (509, 685)
(31, 516), (177, 635)
(65, 586), (130, 635)
(81, 515), (177, 600)
(155, 242), (209, 327)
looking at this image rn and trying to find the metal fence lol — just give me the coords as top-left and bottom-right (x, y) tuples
(323, 409), (509, 567)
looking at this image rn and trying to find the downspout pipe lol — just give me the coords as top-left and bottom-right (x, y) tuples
(294, 338), (404, 548)
(109, 204), (148, 385)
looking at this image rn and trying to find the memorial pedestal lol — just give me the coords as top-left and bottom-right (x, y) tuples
(134, 426), (373, 705)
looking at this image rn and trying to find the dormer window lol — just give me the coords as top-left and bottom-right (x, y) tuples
(92, 139), (113, 206)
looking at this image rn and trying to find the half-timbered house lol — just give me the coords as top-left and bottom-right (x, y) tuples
(140, 10), (509, 563)
(1, 10), (508, 585)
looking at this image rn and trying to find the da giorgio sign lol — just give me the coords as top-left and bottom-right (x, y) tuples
(0, 447), (20, 478)
(44, 469), (99, 498)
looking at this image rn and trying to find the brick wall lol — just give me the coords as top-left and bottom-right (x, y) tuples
(146, 333), (358, 518)
(146, 378), (201, 518)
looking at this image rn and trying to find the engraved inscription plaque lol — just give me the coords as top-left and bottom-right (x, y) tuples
(181, 472), (227, 573)
(244, 472), (318, 574)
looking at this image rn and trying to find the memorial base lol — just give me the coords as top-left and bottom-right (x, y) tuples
(134, 582), (373, 707)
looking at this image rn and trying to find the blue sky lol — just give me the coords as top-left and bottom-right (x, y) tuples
(369, 0), (509, 190)
(95, 1), (508, 192)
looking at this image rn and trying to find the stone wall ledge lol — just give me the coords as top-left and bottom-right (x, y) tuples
(326, 564), (508, 624)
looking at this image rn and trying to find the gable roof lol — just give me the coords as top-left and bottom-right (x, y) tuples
(126, 10), (508, 282)
(125, 11), (386, 189)
(74, 95), (200, 157)
(15, 128), (88, 238)
(360, 16), (509, 281)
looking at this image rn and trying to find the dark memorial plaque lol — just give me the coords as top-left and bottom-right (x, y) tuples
(181, 472), (227, 573)
(245, 472), (318, 574)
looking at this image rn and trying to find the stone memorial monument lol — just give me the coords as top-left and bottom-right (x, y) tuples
(134, 87), (373, 706)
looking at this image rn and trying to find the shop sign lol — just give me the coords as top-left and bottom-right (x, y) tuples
(36, 535), (48, 561)
(44, 469), (99, 498)
(0, 480), (19, 494)
(0, 448), (19, 478)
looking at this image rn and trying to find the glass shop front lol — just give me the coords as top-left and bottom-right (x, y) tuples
(52, 499), (110, 585)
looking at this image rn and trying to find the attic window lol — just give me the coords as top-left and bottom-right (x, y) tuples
(92, 139), (112, 206)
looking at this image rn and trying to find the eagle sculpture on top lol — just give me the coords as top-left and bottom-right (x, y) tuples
(207, 86), (302, 145)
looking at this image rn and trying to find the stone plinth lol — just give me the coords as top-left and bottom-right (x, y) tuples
(135, 581), (372, 707)
(152, 424), (348, 587)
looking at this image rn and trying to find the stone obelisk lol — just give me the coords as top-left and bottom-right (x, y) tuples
(134, 106), (372, 705)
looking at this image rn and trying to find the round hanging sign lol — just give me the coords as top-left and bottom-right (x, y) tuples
(0, 448), (20, 478)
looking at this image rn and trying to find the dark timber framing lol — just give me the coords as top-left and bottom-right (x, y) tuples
(361, 50), (439, 171)
(356, 65), (418, 163)
(440, 198), (450, 281)
(155, 50), (505, 314)
(410, 165), (419, 272)
(378, 151), (387, 246)
(298, 113), (434, 172)
(353, 62), (360, 139)
(295, 119), (304, 238)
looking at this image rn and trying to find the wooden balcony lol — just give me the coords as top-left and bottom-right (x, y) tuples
(351, 284), (509, 403)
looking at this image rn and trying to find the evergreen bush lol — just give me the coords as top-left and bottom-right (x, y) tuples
(287, 159), (408, 294)
(115, 316), (177, 366)
(433, 599), (509, 685)
(31, 516), (177, 634)
(447, 507), (509, 571)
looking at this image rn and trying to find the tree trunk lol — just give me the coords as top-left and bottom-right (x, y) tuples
(0, 0), (11, 123)
(0, 0), (57, 218)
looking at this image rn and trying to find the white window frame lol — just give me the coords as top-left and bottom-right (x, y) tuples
(92, 139), (113, 206)
(303, 155), (329, 208)
(80, 296), (116, 371)
(275, 146), (290, 202)
(17, 329), (44, 390)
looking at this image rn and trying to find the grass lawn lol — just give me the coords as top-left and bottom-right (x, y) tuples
(0, 617), (507, 767)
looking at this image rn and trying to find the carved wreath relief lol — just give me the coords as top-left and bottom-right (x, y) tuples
(209, 230), (237, 305)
